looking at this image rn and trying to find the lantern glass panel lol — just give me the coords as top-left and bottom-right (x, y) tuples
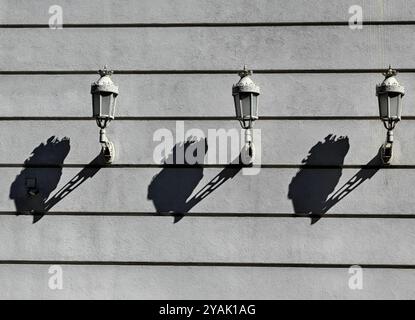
(252, 94), (258, 118)
(378, 93), (389, 120)
(92, 93), (101, 118)
(100, 92), (112, 118)
(240, 93), (252, 119)
(234, 94), (242, 119)
(389, 93), (401, 120)
(109, 94), (117, 119)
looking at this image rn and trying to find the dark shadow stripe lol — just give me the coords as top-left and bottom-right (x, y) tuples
(0, 260), (413, 269)
(3, 211), (415, 219)
(2, 69), (415, 75)
(2, 21), (415, 28)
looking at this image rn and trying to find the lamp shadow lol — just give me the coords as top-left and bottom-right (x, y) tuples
(9, 136), (105, 223)
(147, 138), (243, 223)
(288, 134), (382, 224)
(182, 155), (242, 222)
(287, 134), (350, 224)
(41, 153), (105, 221)
(9, 136), (71, 222)
(314, 148), (382, 224)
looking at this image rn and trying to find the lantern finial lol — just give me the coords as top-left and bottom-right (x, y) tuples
(383, 65), (397, 78)
(238, 65), (252, 78)
(99, 65), (114, 77)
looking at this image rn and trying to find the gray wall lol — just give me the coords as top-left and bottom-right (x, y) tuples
(1, 0), (414, 299)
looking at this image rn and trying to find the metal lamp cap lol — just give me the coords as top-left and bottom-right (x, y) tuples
(376, 66), (405, 96)
(91, 66), (119, 95)
(232, 66), (260, 95)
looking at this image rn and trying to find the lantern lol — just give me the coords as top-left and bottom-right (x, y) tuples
(376, 66), (405, 164)
(232, 65), (260, 129)
(232, 66), (260, 164)
(91, 66), (119, 164)
(376, 66), (404, 130)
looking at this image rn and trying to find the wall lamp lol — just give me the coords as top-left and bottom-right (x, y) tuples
(91, 66), (119, 164)
(232, 65), (260, 163)
(376, 66), (405, 165)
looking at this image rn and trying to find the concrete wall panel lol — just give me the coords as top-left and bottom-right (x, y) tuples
(1, 26), (414, 71)
(2, 74), (415, 117)
(0, 167), (413, 214)
(0, 120), (412, 165)
(0, 216), (414, 264)
(1, 0), (414, 24)
(0, 264), (413, 299)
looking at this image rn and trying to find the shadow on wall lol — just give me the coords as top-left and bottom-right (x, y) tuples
(288, 134), (382, 224)
(9, 136), (105, 223)
(288, 134), (350, 224)
(147, 138), (243, 223)
(316, 149), (382, 224)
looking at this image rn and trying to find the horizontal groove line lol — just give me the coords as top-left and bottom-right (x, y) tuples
(1, 116), (415, 121)
(0, 260), (413, 269)
(6, 212), (415, 219)
(2, 21), (415, 28)
(0, 164), (412, 169)
(3, 69), (415, 75)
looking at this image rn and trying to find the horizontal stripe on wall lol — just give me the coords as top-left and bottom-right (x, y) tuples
(1, 0), (414, 25)
(0, 167), (413, 214)
(1, 264), (414, 299)
(0, 215), (414, 264)
(2, 73), (415, 117)
(2, 212), (415, 219)
(1, 26), (413, 70)
(4, 260), (415, 268)
(0, 120), (411, 165)
(4, 22), (415, 28)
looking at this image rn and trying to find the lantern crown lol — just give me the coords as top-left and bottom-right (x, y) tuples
(91, 66), (119, 95)
(376, 66), (405, 96)
(232, 66), (260, 95)
(98, 65), (114, 77)
(238, 65), (252, 78)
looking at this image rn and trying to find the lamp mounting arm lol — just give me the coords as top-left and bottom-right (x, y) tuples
(241, 128), (255, 165)
(381, 129), (394, 165)
(383, 119), (398, 131)
(99, 128), (115, 164)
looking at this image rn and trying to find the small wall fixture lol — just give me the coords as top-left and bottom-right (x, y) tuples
(376, 66), (405, 165)
(232, 65), (260, 163)
(91, 66), (119, 164)
(25, 178), (39, 197)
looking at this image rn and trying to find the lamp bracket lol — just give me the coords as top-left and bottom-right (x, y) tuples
(381, 142), (393, 165)
(99, 129), (115, 164)
(101, 141), (115, 164)
(381, 130), (394, 165)
(241, 129), (255, 165)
